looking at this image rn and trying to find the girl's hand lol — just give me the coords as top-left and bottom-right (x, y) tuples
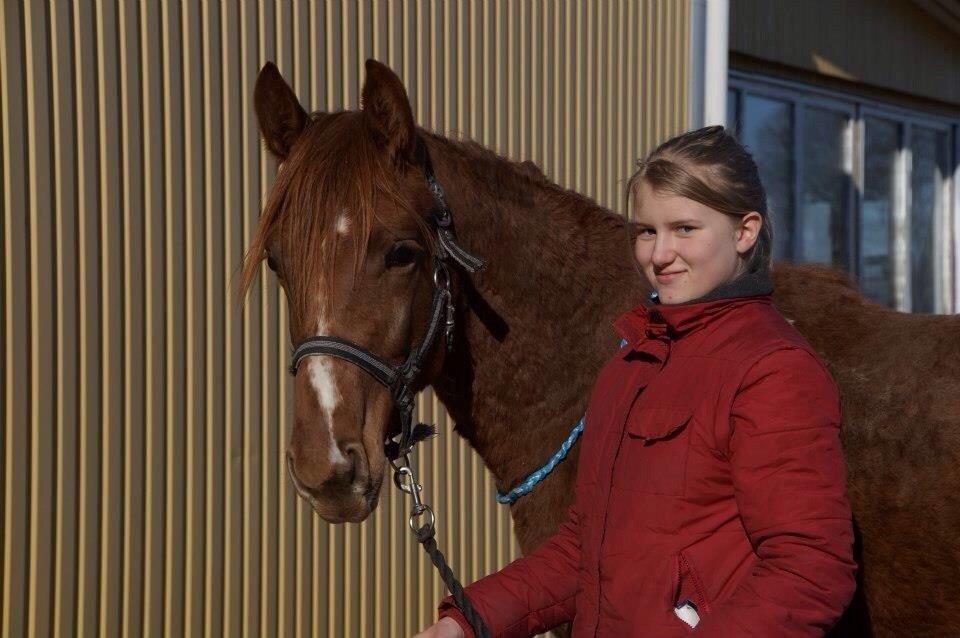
(413, 616), (466, 638)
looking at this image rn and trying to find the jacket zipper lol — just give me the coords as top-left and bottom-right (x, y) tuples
(594, 378), (648, 636)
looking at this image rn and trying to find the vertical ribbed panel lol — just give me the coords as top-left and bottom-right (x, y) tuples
(0, 1), (689, 636)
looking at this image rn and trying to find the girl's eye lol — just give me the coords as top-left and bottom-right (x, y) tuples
(638, 227), (655, 236)
(385, 241), (424, 268)
(678, 225), (694, 233)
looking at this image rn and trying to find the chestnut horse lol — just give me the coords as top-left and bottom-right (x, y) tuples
(240, 59), (960, 637)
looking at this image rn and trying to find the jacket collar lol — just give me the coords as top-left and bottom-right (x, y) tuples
(613, 263), (774, 352)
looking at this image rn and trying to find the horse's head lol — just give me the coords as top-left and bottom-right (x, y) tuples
(241, 60), (449, 522)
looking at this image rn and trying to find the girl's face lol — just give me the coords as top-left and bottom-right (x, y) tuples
(633, 179), (762, 304)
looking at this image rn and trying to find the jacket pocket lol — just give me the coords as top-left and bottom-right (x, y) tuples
(674, 550), (711, 615)
(615, 406), (693, 496)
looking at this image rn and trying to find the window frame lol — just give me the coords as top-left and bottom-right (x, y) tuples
(729, 70), (959, 313)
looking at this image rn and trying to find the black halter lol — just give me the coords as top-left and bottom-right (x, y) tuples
(287, 147), (485, 463)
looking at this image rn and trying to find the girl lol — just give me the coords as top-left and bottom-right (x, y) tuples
(417, 126), (857, 637)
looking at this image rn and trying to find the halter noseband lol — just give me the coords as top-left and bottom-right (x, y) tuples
(287, 145), (486, 463)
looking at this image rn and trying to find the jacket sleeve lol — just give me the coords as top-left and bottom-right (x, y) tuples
(436, 487), (582, 638)
(693, 347), (857, 638)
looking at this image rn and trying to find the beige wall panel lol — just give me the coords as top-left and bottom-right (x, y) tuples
(1, 1), (689, 636)
(730, 0), (960, 108)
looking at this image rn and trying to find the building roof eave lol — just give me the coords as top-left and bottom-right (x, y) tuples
(909, 0), (960, 37)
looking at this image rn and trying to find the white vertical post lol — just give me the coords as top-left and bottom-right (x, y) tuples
(953, 125), (959, 313)
(706, 0), (729, 127)
(937, 132), (952, 314)
(688, 0), (706, 129)
(894, 128), (912, 312)
(688, 0), (729, 130)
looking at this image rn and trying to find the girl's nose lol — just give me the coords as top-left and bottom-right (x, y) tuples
(651, 237), (677, 266)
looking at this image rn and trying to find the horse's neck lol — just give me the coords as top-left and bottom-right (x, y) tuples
(426, 134), (646, 492)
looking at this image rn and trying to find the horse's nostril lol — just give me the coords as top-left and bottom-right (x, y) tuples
(342, 442), (367, 483)
(286, 452), (321, 500)
(343, 442), (363, 460)
(287, 441), (370, 504)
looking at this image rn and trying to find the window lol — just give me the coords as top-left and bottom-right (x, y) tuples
(728, 72), (958, 314)
(740, 95), (795, 260)
(861, 117), (898, 307)
(800, 107), (852, 266)
(909, 126), (951, 313)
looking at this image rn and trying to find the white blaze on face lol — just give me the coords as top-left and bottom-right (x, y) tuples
(304, 208), (352, 468)
(336, 209), (350, 235)
(307, 315), (348, 467)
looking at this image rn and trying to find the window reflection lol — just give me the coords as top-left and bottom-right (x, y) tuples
(727, 89), (738, 137)
(861, 118), (898, 307)
(910, 127), (949, 313)
(800, 108), (850, 266)
(741, 95), (794, 260)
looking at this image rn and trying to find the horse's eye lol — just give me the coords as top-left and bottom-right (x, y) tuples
(385, 241), (423, 269)
(266, 255), (279, 273)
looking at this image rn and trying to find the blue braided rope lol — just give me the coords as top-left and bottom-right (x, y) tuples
(495, 339), (628, 505)
(495, 416), (585, 504)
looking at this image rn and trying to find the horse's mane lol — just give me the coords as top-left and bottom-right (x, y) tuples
(424, 132), (550, 182)
(423, 131), (630, 233)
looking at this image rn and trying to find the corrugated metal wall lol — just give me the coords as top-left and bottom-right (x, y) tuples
(0, 1), (689, 636)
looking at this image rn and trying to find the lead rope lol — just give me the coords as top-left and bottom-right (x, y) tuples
(391, 454), (491, 638)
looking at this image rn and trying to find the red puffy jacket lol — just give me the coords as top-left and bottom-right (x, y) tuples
(438, 289), (857, 637)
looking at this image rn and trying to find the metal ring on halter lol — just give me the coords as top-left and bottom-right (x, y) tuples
(409, 504), (436, 537)
(389, 453), (412, 475)
(433, 261), (450, 289)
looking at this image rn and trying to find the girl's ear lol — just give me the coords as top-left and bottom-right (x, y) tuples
(736, 212), (763, 255)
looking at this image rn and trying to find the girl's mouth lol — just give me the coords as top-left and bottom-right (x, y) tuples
(656, 270), (685, 283)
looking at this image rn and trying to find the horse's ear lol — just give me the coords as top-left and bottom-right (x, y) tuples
(254, 62), (308, 161)
(361, 59), (416, 160)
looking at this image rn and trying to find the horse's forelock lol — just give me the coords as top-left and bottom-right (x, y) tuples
(236, 111), (428, 316)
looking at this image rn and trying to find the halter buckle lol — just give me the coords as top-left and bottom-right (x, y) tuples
(445, 297), (456, 351)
